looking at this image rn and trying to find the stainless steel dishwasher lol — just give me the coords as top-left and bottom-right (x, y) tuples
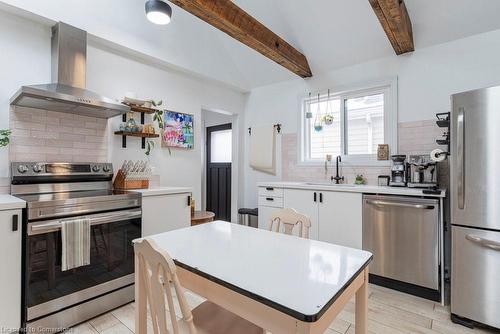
(363, 194), (440, 301)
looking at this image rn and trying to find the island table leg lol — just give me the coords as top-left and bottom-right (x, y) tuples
(355, 268), (369, 334)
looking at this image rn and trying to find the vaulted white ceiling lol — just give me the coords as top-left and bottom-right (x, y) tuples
(2, 0), (500, 91)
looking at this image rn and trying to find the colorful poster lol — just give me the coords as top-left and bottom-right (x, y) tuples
(161, 111), (194, 149)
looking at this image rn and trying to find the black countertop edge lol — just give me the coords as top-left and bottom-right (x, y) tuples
(174, 255), (373, 323)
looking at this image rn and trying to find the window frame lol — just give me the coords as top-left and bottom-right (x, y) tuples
(299, 78), (398, 167)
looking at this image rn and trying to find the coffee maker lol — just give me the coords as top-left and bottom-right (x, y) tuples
(407, 154), (437, 188)
(389, 155), (408, 187)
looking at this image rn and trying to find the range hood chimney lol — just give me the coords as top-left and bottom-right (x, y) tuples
(10, 22), (129, 119)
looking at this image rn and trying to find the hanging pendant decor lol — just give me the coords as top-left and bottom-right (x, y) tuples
(322, 89), (334, 126)
(305, 92), (313, 119)
(313, 93), (323, 132)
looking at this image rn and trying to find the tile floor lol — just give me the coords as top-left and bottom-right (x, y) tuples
(67, 284), (499, 334)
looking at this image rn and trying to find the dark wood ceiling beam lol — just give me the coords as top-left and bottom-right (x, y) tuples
(369, 0), (414, 55)
(168, 0), (312, 78)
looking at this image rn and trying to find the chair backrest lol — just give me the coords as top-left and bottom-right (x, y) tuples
(134, 238), (196, 334)
(268, 208), (311, 239)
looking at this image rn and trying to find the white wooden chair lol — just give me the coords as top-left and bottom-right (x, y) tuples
(134, 238), (264, 334)
(268, 208), (312, 239)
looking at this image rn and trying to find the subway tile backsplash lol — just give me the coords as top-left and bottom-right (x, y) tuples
(9, 106), (108, 163)
(282, 119), (449, 186)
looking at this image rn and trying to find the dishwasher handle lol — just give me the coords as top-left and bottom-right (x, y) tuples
(366, 199), (435, 210)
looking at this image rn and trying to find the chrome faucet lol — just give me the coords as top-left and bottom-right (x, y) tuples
(331, 155), (345, 184)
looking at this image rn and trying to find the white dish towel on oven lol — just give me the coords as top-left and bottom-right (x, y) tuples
(61, 218), (91, 271)
(249, 125), (276, 175)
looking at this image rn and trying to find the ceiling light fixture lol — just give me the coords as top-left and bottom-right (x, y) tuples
(145, 0), (172, 25)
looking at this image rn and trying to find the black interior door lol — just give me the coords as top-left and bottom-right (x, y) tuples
(206, 123), (232, 221)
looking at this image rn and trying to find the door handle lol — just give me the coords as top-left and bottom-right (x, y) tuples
(28, 209), (142, 235)
(12, 214), (18, 232)
(319, 193), (323, 203)
(366, 200), (435, 210)
(266, 187), (274, 191)
(457, 107), (465, 209)
(313, 192), (317, 202)
(265, 197), (274, 201)
(187, 195), (192, 206)
(466, 234), (500, 251)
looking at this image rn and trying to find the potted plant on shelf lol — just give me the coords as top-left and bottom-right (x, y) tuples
(0, 129), (11, 147)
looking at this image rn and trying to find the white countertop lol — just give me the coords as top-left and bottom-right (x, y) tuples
(0, 194), (26, 210)
(131, 186), (192, 197)
(143, 221), (372, 321)
(258, 181), (446, 198)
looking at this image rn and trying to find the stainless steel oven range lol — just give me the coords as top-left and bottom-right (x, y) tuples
(11, 162), (142, 333)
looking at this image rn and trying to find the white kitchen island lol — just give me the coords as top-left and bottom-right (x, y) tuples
(135, 221), (373, 334)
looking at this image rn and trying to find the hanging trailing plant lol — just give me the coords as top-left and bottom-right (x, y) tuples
(145, 140), (154, 156)
(144, 99), (169, 156)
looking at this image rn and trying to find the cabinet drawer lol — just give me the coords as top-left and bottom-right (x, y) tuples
(258, 196), (284, 208)
(258, 186), (284, 198)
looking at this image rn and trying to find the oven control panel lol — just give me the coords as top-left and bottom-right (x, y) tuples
(11, 162), (114, 177)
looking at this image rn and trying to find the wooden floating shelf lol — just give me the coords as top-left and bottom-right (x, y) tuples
(114, 131), (159, 149)
(121, 102), (159, 114)
(121, 102), (160, 123)
(114, 131), (159, 138)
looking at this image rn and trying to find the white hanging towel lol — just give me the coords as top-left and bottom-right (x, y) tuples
(61, 218), (91, 271)
(250, 125), (276, 175)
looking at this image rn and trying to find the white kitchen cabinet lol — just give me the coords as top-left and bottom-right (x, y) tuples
(141, 193), (191, 237)
(257, 186), (284, 230)
(0, 209), (22, 331)
(283, 189), (320, 240)
(318, 191), (362, 249)
(258, 205), (281, 231)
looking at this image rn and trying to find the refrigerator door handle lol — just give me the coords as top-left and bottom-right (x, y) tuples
(466, 234), (500, 251)
(457, 107), (465, 209)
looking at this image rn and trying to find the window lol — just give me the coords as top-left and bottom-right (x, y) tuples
(301, 81), (396, 165)
(210, 128), (232, 163)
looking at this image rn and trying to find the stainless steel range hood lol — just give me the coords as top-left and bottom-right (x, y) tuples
(10, 22), (129, 119)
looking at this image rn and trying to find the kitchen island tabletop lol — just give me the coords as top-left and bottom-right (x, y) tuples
(134, 221), (372, 334)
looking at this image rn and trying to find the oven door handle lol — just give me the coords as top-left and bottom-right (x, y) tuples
(28, 209), (142, 235)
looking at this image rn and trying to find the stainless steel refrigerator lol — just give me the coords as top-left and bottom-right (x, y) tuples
(451, 86), (500, 329)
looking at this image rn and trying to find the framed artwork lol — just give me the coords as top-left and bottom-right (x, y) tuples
(161, 111), (194, 149)
(377, 144), (389, 160)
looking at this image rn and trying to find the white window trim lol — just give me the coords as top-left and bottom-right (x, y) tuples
(298, 77), (398, 167)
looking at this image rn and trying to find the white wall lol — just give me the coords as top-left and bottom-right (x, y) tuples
(87, 46), (247, 207)
(243, 28), (500, 207)
(0, 10), (50, 181)
(204, 110), (233, 128)
(0, 10), (248, 205)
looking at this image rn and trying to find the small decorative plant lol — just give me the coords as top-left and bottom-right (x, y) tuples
(0, 130), (12, 147)
(321, 114), (334, 125)
(354, 174), (366, 185)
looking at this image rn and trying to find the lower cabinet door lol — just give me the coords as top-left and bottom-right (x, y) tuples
(319, 191), (362, 249)
(0, 209), (22, 330)
(258, 205), (282, 231)
(283, 189), (319, 240)
(142, 193), (191, 236)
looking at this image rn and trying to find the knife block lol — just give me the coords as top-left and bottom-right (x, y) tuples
(113, 169), (149, 190)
